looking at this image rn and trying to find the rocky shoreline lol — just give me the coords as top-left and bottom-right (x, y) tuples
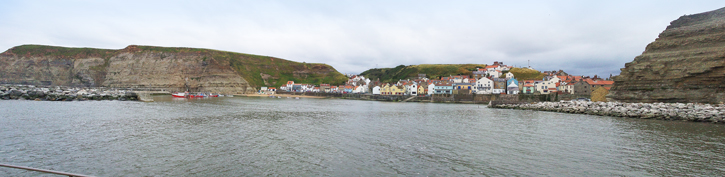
(0, 84), (139, 101)
(490, 101), (725, 123)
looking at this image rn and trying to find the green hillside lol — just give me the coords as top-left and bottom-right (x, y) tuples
(3, 44), (348, 88)
(508, 67), (545, 81)
(360, 64), (545, 83)
(360, 64), (486, 83)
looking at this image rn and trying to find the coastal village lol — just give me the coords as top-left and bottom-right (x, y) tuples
(260, 61), (614, 100)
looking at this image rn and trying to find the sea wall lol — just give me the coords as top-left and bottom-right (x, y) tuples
(0, 84), (139, 101)
(490, 101), (725, 123)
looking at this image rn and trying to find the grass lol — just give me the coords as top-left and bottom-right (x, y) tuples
(508, 67), (545, 81)
(360, 64), (486, 83)
(6, 44), (118, 59)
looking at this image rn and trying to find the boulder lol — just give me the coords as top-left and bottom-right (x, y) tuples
(9, 90), (23, 96)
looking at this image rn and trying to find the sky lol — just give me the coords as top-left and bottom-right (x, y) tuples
(2, 1), (725, 78)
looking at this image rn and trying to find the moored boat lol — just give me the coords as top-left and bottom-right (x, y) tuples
(172, 92), (187, 98)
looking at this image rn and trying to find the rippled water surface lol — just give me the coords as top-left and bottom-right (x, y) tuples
(1, 96), (724, 176)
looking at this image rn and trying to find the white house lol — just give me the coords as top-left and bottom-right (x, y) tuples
(372, 86), (381, 95)
(406, 82), (417, 95)
(506, 78), (520, 94)
(535, 77), (560, 94)
(505, 72), (515, 79)
(485, 70), (502, 78)
(427, 83), (436, 95)
(286, 81), (294, 89)
(474, 77), (493, 94)
(353, 85), (366, 93)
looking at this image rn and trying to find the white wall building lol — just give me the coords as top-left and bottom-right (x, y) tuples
(372, 86), (381, 95)
(474, 77), (493, 94)
(535, 77), (560, 94)
(427, 83), (436, 95)
(505, 72), (515, 79)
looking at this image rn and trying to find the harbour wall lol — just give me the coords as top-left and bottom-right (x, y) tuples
(490, 101), (725, 123)
(0, 84), (151, 101)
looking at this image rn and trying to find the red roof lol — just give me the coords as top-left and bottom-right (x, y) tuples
(287, 81), (294, 85)
(585, 80), (614, 85)
(485, 65), (497, 69)
(557, 75), (585, 82)
(523, 84), (534, 87)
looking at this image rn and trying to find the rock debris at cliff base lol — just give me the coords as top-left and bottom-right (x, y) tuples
(492, 101), (725, 123)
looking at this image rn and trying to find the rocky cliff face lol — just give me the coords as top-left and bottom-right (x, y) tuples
(609, 7), (725, 103)
(0, 45), (347, 94)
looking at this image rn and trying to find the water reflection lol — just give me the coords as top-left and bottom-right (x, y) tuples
(0, 97), (723, 176)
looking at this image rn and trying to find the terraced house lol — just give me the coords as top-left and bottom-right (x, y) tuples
(435, 83), (453, 94)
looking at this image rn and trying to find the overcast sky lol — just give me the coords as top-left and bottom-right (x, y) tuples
(1, 1), (724, 77)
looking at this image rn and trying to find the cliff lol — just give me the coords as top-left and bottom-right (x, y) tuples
(609, 7), (725, 103)
(0, 45), (347, 94)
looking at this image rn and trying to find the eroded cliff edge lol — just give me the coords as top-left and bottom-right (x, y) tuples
(0, 45), (347, 94)
(609, 7), (725, 103)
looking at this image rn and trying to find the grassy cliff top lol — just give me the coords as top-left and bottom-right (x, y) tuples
(3, 44), (120, 58)
(361, 64), (487, 83)
(2, 44), (348, 88)
(508, 67), (545, 81)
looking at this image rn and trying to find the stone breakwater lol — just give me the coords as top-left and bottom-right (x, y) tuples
(490, 101), (725, 123)
(0, 85), (139, 101)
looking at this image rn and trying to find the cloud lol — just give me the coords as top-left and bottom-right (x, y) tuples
(2, 0), (725, 78)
